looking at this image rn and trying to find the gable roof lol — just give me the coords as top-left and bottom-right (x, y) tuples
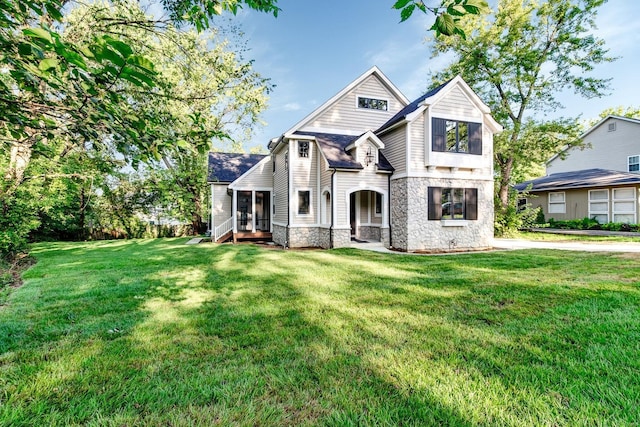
(547, 115), (640, 165)
(207, 152), (267, 183)
(376, 75), (502, 134)
(283, 66), (410, 137)
(514, 168), (640, 192)
(294, 131), (394, 171)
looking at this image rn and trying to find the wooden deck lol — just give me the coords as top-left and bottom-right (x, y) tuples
(233, 231), (273, 243)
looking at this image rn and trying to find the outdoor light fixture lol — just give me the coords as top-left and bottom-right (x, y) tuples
(365, 147), (375, 166)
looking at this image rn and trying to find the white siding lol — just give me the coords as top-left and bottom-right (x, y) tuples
(335, 168), (388, 228)
(548, 118), (640, 174)
(291, 140), (319, 225)
(212, 184), (232, 227)
(232, 157), (273, 189)
(430, 86), (482, 119)
(409, 115), (425, 172)
(273, 148), (289, 224)
(380, 126), (406, 174)
(301, 75), (404, 133)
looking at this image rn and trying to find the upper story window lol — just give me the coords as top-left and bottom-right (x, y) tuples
(427, 187), (478, 221)
(608, 122), (617, 132)
(628, 155), (639, 172)
(298, 141), (309, 158)
(432, 118), (482, 155)
(357, 96), (388, 111)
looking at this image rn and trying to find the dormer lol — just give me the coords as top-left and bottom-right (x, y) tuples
(345, 131), (386, 171)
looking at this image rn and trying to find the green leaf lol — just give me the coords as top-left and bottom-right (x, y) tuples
(433, 13), (457, 36)
(38, 58), (58, 71)
(23, 27), (53, 44)
(400, 4), (415, 22)
(105, 37), (133, 59)
(393, 0), (412, 10)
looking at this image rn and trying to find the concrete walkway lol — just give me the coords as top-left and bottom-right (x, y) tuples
(350, 239), (640, 254)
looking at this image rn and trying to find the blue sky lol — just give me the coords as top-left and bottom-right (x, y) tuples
(237, 0), (640, 152)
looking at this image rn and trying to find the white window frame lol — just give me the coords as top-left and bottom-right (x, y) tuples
(296, 188), (312, 217)
(628, 155), (640, 173)
(588, 189), (609, 223)
(356, 95), (389, 112)
(298, 140), (309, 158)
(612, 187), (636, 223)
(374, 192), (382, 218)
(548, 192), (566, 214)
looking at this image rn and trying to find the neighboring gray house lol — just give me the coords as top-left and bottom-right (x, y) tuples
(516, 115), (640, 224)
(208, 66), (502, 251)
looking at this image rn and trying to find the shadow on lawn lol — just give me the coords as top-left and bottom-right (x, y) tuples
(2, 242), (639, 425)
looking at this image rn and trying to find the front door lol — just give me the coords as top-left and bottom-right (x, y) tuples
(255, 191), (271, 231)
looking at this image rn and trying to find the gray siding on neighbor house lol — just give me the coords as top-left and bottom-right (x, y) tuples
(212, 184), (232, 228)
(302, 75), (404, 134)
(547, 118), (640, 175)
(273, 147), (289, 225)
(380, 125), (406, 174)
(291, 140), (319, 225)
(430, 86), (482, 120)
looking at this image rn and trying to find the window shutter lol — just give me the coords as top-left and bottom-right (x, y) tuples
(432, 118), (446, 152)
(465, 188), (478, 220)
(428, 187), (442, 220)
(468, 123), (482, 155)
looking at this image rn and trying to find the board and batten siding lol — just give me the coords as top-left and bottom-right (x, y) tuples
(273, 148), (289, 225)
(380, 125), (406, 174)
(212, 184), (232, 228)
(231, 157), (273, 189)
(291, 140), (319, 225)
(302, 75), (404, 133)
(430, 86), (482, 120)
(547, 118), (640, 175)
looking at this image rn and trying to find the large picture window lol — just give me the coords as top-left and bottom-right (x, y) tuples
(432, 118), (482, 155)
(428, 187), (478, 220)
(548, 192), (566, 214)
(613, 187), (636, 223)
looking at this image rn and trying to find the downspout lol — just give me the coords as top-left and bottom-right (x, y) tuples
(286, 150), (290, 249)
(388, 173), (392, 248)
(330, 167), (337, 248)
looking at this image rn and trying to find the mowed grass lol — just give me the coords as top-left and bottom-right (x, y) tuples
(1, 239), (639, 426)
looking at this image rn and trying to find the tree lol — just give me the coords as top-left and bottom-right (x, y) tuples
(393, 0), (489, 37)
(429, 0), (614, 217)
(590, 106), (640, 126)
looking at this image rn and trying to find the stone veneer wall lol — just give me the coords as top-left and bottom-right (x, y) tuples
(358, 226), (381, 242)
(380, 227), (390, 248)
(391, 177), (493, 252)
(289, 227), (322, 248)
(331, 228), (351, 248)
(272, 224), (288, 248)
(318, 228), (331, 249)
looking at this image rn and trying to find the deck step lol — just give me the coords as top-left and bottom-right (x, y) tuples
(216, 231), (233, 243)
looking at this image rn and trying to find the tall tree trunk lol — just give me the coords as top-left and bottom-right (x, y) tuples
(498, 157), (514, 210)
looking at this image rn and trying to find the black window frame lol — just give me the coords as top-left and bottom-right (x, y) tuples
(428, 187), (478, 221)
(357, 96), (388, 111)
(298, 141), (309, 158)
(432, 118), (482, 155)
(298, 190), (310, 215)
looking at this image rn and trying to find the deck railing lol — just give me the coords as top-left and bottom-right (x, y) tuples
(214, 217), (233, 241)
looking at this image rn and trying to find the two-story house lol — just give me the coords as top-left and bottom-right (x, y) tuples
(208, 66), (502, 252)
(516, 115), (640, 223)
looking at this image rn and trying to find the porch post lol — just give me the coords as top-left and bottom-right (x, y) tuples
(232, 190), (237, 233)
(251, 190), (256, 232)
(210, 184), (215, 233)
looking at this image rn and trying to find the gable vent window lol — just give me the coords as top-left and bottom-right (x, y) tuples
(432, 118), (482, 155)
(628, 155), (639, 173)
(608, 122), (617, 132)
(298, 141), (309, 158)
(358, 97), (388, 111)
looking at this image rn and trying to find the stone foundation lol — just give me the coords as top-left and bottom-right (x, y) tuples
(272, 224), (288, 248)
(358, 226), (381, 241)
(331, 228), (351, 248)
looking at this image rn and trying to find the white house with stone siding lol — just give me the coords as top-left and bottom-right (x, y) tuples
(208, 66), (502, 252)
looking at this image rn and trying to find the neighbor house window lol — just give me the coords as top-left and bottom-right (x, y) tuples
(298, 190), (310, 215)
(613, 187), (636, 223)
(432, 118), (482, 155)
(357, 96), (388, 111)
(298, 141), (309, 158)
(428, 187), (478, 220)
(608, 122), (616, 132)
(628, 155), (639, 172)
(588, 189), (608, 223)
(375, 192), (382, 216)
(548, 192), (566, 214)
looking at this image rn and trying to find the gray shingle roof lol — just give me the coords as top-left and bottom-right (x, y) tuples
(514, 168), (640, 192)
(293, 131), (394, 172)
(207, 152), (267, 183)
(376, 79), (450, 133)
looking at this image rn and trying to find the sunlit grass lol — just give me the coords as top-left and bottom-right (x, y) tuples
(1, 239), (639, 425)
(516, 230), (640, 242)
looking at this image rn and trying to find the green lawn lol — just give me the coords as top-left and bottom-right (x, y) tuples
(1, 239), (639, 426)
(516, 231), (640, 242)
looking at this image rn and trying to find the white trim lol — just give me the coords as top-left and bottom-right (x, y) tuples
(272, 221), (288, 227)
(284, 66), (409, 136)
(548, 191), (566, 214)
(374, 192), (382, 218)
(321, 187), (331, 226)
(345, 185), (389, 228)
(232, 190), (238, 233)
(210, 184), (215, 232)
(628, 154), (640, 173)
(345, 130), (385, 151)
(228, 156), (272, 190)
(389, 171), (494, 181)
(612, 187), (636, 223)
(441, 220), (469, 227)
(296, 188), (313, 217)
